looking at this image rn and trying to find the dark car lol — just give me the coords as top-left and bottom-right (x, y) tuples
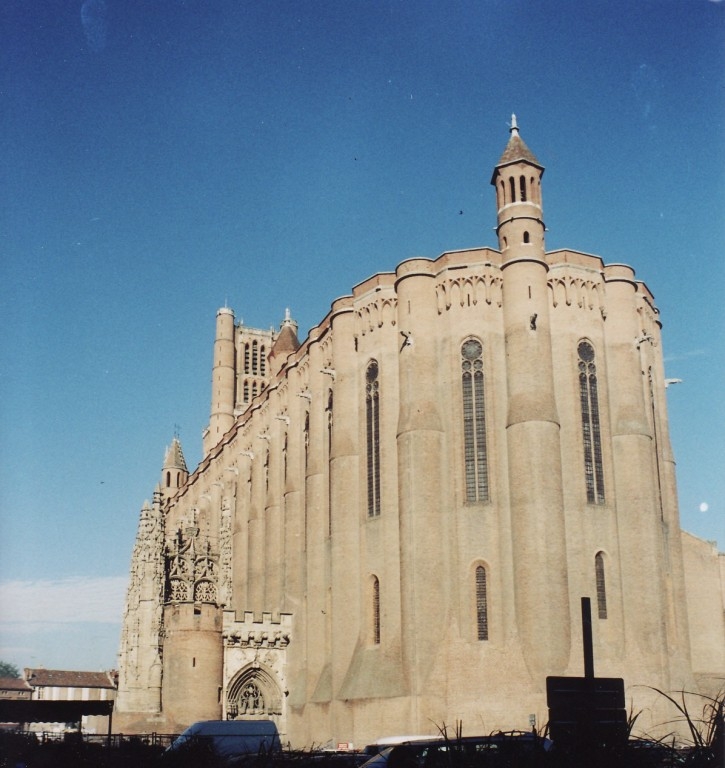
(359, 732), (553, 768)
(161, 719), (281, 766)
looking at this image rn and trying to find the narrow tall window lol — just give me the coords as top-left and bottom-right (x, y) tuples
(260, 346), (266, 376)
(244, 344), (250, 373)
(327, 390), (333, 536)
(519, 175), (527, 202)
(366, 361), (381, 517)
(252, 341), (258, 374)
(475, 565), (489, 641)
(578, 341), (605, 504)
(595, 552), (608, 619)
(372, 576), (381, 645)
(509, 176), (516, 203)
(283, 432), (288, 483)
(462, 339), (489, 502)
(304, 412), (310, 471)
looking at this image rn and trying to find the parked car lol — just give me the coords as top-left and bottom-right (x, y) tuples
(359, 732), (553, 768)
(161, 719), (281, 765)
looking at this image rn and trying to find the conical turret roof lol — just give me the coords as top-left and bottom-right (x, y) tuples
(271, 308), (300, 358)
(497, 133), (541, 167)
(163, 436), (188, 472)
(492, 115), (543, 180)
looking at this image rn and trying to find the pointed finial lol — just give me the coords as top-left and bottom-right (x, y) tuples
(510, 114), (519, 136)
(285, 307), (291, 322)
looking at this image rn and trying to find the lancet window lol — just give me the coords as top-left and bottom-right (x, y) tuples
(578, 340), (605, 504)
(366, 360), (381, 517)
(462, 338), (489, 502)
(372, 575), (381, 645)
(595, 552), (608, 619)
(475, 565), (489, 641)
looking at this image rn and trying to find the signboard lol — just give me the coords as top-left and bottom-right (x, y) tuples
(546, 676), (627, 747)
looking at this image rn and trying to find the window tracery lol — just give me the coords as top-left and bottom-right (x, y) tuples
(462, 339), (489, 502)
(578, 340), (605, 504)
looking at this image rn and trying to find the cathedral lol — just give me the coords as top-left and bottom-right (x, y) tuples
(115, 119), (725, 745)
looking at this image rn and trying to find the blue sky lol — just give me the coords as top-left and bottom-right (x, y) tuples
(1, 0), (723, 672)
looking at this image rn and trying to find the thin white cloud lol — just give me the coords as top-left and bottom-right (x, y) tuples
(663, 348), (706, 363)
(0, 576), (127, 625)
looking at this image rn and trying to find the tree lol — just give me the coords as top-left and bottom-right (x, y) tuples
(0, 660), (20, 678)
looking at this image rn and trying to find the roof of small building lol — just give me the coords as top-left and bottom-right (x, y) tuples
(0, 677), (32, 691)
(24, 668), (116, 689)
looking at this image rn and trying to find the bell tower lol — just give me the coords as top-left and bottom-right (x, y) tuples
(491, 114), (546, 256)
(493, 116), (571, 682)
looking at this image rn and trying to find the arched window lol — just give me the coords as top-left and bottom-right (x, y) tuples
(475, 565), (489, 641)
(327, 390), (333, 455)
(578, 341), (605, 504)
(595, 552), (608, 619)
(523, 231), (530, 244)
(244, 344), (250, 373)
(243, 380), (250, 402)
(366, 361), (381, 517)
(372, 575), (381, 644)
(252, 341), (258, 375)
(260, 346), (266, 376)
(304, 412), (310, 471)
(509, 176), (516, 203)
(461, 339), (489, 502)
(283, 432), (288, 483)
(165, 471), (171, 487)
(499, 179), (505, 206)
(519, 175), (527, 202)
(252, 381), (258, 398)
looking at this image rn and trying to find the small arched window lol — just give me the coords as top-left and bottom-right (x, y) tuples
(519, 175), (527, 202)
(595, 552), (608, 619)
(252, 341), (259, 375)
(243, 380), (250, 402)
(499, 179), (505, 206)
(260, 346), (266, 376)
(165, 471), (171, 487)
(475, 565), (489, 641)
(523, 231), (530, 244)
(372, 576), (381, 644)
(509, 176), (516, 203)
(244, 344), (250, 373)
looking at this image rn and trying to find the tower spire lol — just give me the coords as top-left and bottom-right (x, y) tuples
(510, 113), (519, 136)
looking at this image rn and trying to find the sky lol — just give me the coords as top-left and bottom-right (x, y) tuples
(1, 0), (723, 673)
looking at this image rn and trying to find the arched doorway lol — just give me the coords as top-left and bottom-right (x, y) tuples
(226, 664), (283, 720)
